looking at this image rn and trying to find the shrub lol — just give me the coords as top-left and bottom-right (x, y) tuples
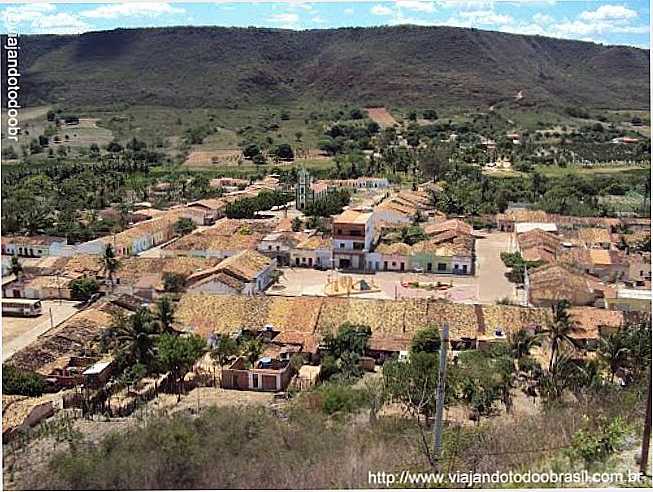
(2, 364), (47, 396)
(317, 384), (366, 415)
(565, 417), (628, 466)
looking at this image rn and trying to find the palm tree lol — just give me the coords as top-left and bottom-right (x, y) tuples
(102, 243), (120, 291)
(154, 296), (176, 333)
(547, 300), (578, 371)
(509, 328), (541, 361)
(113, 308), (159, 367)
(597, 333), (630, 383)
(9, 255), (23, 279)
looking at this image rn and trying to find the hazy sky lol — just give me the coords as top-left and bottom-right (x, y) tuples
(1, 1), (650, 48)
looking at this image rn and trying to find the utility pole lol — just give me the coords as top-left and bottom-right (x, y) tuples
(640, 364), (652, 476)
(433, 324), (449, 465)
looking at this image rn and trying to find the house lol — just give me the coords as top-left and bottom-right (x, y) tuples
(626, 253), (651, 287)
(290, 234), (333, 269)
(567, 307), (625, 345)
(367, 242), (412, 272)
(80, 211), (183, 256)
(209, 177), (249, 190)
(1, 235), (67, 258)
(558, 248), (627, 282)
(318, 177), (390, 191)
(185, 198), (227, 225)
(186, 249), (276, 295)
(424, 219), (473, 237)
(332, 209), (375, 270)
(513, 222), (558, 235)
(527, 264), (604, 307)
(258, 231), (310, 266)
(366, 335), (411, 362)
(82, 358), (115, 389)
(576, 227), (614, 249)
(161, 218), (275, 259)
(517, 228), (560, 264)
(410, 235), (475, 274)
(221, 356), (293, 392)
(604, 288), (652, 312)
(2, 275), (73, 300)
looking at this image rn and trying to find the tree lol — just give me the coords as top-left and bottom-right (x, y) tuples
(243, 339), (263, 366)
(291, 216), (303, 232)
(418, 144), (451, 181)
(273, 143), (294, 161)
(323, 323), (371, 359)
(154, 296), (176, 334)
(163, 272), (186, 293)
(9, 255), (22, 279)
(349, 108), (364, 120)
(243, 143), (261, 159)
(106, 141), (123, 153)
(70, 277), (99, 301)
(2, 364), (46, 396)
(102, 244), (120, 291)
(423, 109), (438, 120)
(210, 336), (240, 368)
(547, 300), (578, 371)
(597, 332), (630, 383)
(174, 217), (196, 236)
(46, 110), (56, 121)
(410, 325), (441, 354)
(109, 308), (160, 368)
(156, 333), (207, 401)
(509, 328), (541, 361)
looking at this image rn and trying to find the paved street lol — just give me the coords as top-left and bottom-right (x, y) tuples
(2, 300), (80, 361)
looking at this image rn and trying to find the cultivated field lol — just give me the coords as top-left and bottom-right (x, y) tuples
(365, 107), (398, 128)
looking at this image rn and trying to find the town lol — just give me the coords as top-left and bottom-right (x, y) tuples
(1, 13), (652, 489)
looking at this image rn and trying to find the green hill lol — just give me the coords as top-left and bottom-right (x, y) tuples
(6, 25), (650, 111)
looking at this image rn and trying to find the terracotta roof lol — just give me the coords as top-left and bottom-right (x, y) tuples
(528, 264), (601, 305)
(424, 219), (473, 236)
(187, 249), (272, 286)
(294, 235), (332, 251)
(376, 242), (412, 256)
(177, 294), (551, 344)
(1, 235), (65, 246)
(567, 307), (625, 339)
(368, 336), (411, 352)
(576, 227), (613, 247)
(334, 209), (373, 224)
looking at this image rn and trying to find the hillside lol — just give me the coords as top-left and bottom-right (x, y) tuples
(6, 25), (651, 111)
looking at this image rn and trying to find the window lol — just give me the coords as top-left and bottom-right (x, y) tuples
(340, 243), (345, 249)
(462, 265), (468, 273)
(336, 228), (342, 235)
(437, 263), (447, 272)
(353, 242), (364, 250)
(252, 373), (259, 389)
(268, 245), (272, 250)
(427, 263), (432, 272)
(276, 246), (280, 251)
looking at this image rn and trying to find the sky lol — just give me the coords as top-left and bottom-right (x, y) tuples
(1, 1), (650, 48)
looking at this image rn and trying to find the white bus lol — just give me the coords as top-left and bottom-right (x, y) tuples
(2, 299), (43, 317)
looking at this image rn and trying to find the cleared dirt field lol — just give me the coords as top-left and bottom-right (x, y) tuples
(365, 107), (398, 128)
(183, 149), (242, 167)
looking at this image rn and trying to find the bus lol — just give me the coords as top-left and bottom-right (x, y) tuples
(2, 299), (43, 317)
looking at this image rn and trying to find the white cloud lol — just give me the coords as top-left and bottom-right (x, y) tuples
(80, 3), (185, 19)
(312, 16), (326, 24)
(579, 5), (638, 22)
(532, 12), (553, 25)
(396, 1), (436, 13)
(458, 10), (513, 25)
(344, 8), (354, 16)
(31, 12), (91, 34)
(2, 3), (55, 26)
(371, 5), (394, 16)
(268, 12), (301, 29)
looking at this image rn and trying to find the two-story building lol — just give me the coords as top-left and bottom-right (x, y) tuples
(332, 209), (374, 270)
